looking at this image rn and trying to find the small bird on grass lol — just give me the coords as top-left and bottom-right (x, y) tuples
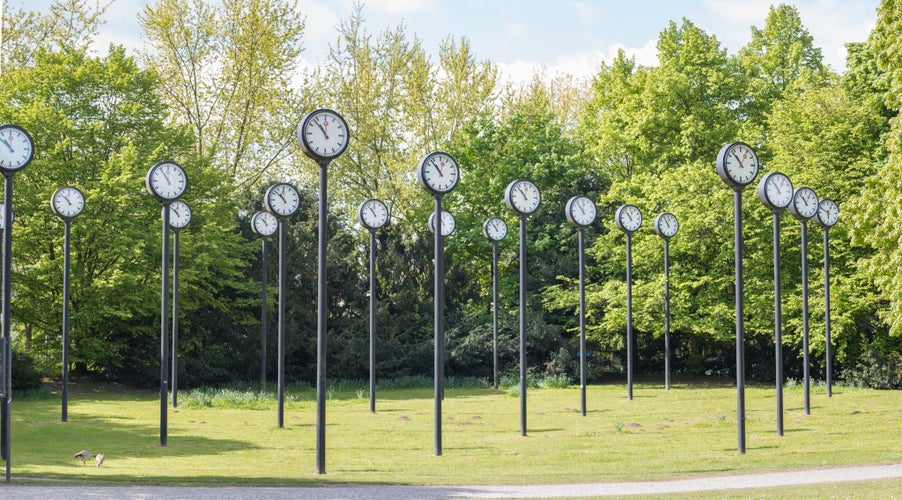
(74, 450), (104, 467)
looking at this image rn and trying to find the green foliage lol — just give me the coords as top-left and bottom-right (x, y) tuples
(843, 346), (902, 389)
(11, 348), (45, 393)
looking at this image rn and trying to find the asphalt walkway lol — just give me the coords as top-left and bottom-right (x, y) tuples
(1, 462), (899, 499)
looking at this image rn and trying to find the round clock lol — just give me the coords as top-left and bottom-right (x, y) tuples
(504, 179), (541, 216)
(168, 200), (191, 229)
(428, 210), (455, 236)
(50, 186), (85, 219)
(614, 204), (642, 233)
(298, 108), (350, 162)
(0, 124), (35, 173)
(653, 212), (679, 239)
(813, 198), (839, 229)
(716, 141), (759, 189)
(416, 151), (460, 195)
(358, 198), (389, 230)
(251, 210), (278, 237)
(145, 161), (188, 201)
(788, 187), (818, 221)
(264, 182), (301, 217)
(757, 172), (793, 212)
(482, 217), (508, 242)
(565, 195), (596, 228)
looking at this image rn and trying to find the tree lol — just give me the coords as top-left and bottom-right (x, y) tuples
(1, 0), (108, 72)
(139, 0), (307, 184)
(848, 0), (902, 339)
(737, 4), (828, 157)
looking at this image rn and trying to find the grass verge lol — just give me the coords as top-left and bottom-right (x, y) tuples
(9, 380), (901, 487)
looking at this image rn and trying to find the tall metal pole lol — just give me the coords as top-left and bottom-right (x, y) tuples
(277, 219), (286, 428)
(434, 195), (443, 455)
(801, 221), (811, 415)
(171, 229), (180, 408)
(519, 216), (527, 436)
(824, 228), (832, 397)
(62, 219), (71, 421)
(773, 213), (784, 436)
(626, 232), (634, 401)
(369, 230), (377, 414)
(578, 228), (587, 415)
(159, 204), (171, 447)
(492, 241), (499, 390)
(316, 161), (328, 474)
(261, 238), (268, 392)
(663, 238), (671, 391)
(3, 175), (14, 480)
(734, 189), (745, 454)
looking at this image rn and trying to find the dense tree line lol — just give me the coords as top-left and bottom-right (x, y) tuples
(1, 0), (899, 390)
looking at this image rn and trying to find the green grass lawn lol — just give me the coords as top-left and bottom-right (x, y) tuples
(8, 379), (901, 488)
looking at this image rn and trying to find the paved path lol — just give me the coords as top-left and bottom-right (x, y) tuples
(1, 463), (900, 499)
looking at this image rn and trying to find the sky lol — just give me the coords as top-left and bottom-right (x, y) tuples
(8, 0), (882, 83)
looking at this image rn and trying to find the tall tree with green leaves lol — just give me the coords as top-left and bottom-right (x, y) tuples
(849, 0), (902, 340)
(139, 0), (306, 184)
(1, 0), (108, 72)
(737, 4), (828, 157)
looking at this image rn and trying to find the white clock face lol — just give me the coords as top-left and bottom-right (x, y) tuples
(505, 179), (541, 215)
(0, 125), (34, 172)
(615, 204), (642, 233)
(265, 183), (301, 217)
(250, 210), (278, 237)
(482, 217), (508, 242)
(758, 172), (793, 211)
(566, 195), (596, 227)
(654, 213), (679, 238)
(428, 210), (455, 236)
(789, 187), (818, 220)
(299, 109), (349, 161)
(51, 186), (85, 219)
(717, 142), (758, 188)
(146, 161), (187, 200)
(359, 199), (389, 230)
(417, 152), (460, 194)
(814, 198), (839, 228)
(168, 200), (191, 229)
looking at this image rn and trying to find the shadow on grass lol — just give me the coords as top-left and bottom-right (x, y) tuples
(11, 402), (264, 470)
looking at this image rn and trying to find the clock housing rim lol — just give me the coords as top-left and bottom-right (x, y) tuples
(50, 186), (85, 220)
(504, 178), (541, 216)
(298, 108), (350, 162)
(416, 151), (460, 195)
(716, 141), (759, 189)
(358, 198), (390, 231)
(653, 212), (678, 239)
(482, 216), (508, 242)
(0, 124), (35, 173)
(614, 204), (642, 233)
(565, 195), (596, 228)
(145, 160), (188, 201)
(263, 182), (301, 217)
(788, 186), (819, 221)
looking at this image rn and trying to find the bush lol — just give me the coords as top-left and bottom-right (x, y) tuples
(842, 348), (902, 389)
(12, 348), (45, 394)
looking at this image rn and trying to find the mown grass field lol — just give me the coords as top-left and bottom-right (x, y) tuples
(8, 379), (901, 490)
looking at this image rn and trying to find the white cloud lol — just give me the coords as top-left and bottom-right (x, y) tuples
(365, 0), (436, 15)
(496, 38), (659, 86)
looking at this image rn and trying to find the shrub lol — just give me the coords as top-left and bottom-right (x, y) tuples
(12, 349), (45, 394)
(842, 348), (902, 389)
